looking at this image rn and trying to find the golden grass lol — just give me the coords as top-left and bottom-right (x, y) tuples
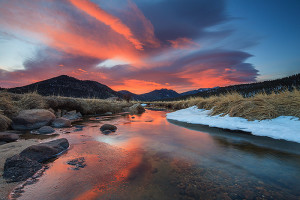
(0, 114), (12, 131)
(148, 89), (300, 120)
(0, 92), (133, 118)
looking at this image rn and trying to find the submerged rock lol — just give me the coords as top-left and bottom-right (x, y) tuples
(38, 126), (55, 134)
(100, 124), (117, 133)
(51, 117), (71, 128)
(0, 132), (19, 142)
(19, 138), (69, 163)
(129, 104), (145, 115)
(102, 130), (112, 135)
(104, 112), (113, 115)
(3, 155), (43, 182)
(12, 109), (56, 130)
(67, 157), (86, 170)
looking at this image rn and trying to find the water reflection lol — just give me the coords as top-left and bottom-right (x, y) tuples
(15, 109), (300, 200)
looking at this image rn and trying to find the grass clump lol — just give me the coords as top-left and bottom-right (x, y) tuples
(148, 89), (300, 121)
(0, 114), (12, 131)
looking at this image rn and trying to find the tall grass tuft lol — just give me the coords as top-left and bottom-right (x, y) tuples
(149, 89), (300, 120)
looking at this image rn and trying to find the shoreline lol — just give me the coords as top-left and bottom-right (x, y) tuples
(0, 139), (40, 200)
(166, 106), (300, 144)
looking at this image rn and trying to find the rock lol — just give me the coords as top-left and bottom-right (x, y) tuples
(129, 104), (145, 115)
(38, 126), (55, 134)
(0, 114), (12, 131)
(48, 108), (55, 114)
(3, 155), (42, 182)
(100, 124), (117, 133)
(51, 117), (71, 128)
(55, 109), (62, 118)
(0, 132), (19, 142)
(67, 157), (86, 170)
(62, 110), (82, 120)
(12, 109), (56, 130)
(19, 138), (69, 163)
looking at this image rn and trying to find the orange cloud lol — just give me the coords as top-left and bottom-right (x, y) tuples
(176, 69), (240, 89)
(168, 37), (199, 49)
(69, 0), (144, 50)
(0, 1), (144, 64)
(111, 79), (172, 94)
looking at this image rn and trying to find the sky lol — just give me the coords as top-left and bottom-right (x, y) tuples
(0, 0), (299, 94)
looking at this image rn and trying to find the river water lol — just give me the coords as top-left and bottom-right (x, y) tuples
(13, 109), (300, 200)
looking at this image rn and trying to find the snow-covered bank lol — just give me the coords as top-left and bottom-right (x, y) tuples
(166, 106), (300, 143)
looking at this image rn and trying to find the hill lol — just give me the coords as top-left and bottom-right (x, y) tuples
(6, 75), (121, 99)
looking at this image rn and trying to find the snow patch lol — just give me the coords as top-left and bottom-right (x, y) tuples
(166, 106), (300, 143)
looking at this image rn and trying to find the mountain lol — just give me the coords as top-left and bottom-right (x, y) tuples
(118, 89), (180, 101)
(118, 90), (139, 100)
(180, 87), (219, 96)
(136, 89), (180, 101)
(168, 73), (300, 101)
(7, 75), (121, 99)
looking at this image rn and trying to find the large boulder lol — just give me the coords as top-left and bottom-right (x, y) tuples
(0, 132), (19, 142)
(38, 126), (55, 134)
(0, 114), (12, 131)
(62, 110), (82, 120)
(3, 155), (42, 182)
(19, 138), (69, 163)
(100, 124), (117, 133)
(129, 104), (145, 115)
(51, 117), (71, 128)
(12, 109), (56, 130)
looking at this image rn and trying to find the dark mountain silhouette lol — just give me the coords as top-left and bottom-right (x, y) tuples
(137, 89), (180, 101)
(7, 75), (121, 99)
(119, 89), (180, 101)
(3, 73), (300, 101)
(167, 73), (300, 101)
(118, 90), (139, 100)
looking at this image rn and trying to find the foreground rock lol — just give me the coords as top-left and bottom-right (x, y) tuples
(51, 117), (71, 128)
(3, 155), (42, 182)
(0, 114), (12, 131)
(62, 110), (82, 120)
(20, 138), (69, 162)
(129, 104), (146, 115)
(38, 126), (55, 134)
(12, 109), (56, 130)
(100, 124), (117, 134)
(3, 138), (69, 182)
(0, 132), (19, 142)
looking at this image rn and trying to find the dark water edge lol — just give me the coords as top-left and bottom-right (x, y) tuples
(10, 110), (300, 200)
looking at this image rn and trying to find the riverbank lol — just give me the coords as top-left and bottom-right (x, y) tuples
(167, 106), (300, 143)
(0, 139), (40, 199)
(147, 89), (300, 121)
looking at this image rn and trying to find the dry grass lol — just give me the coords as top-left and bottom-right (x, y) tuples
(45, 96), (132, 115)
(0, 114), (12, 131)
(148, 89), (300, 120)
(0, 92), (133, 119)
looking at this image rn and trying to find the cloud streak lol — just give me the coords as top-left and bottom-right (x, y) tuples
(0, 0), (259, 93)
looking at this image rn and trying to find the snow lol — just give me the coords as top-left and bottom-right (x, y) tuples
(141, 104), (147, 107)
(166, 106), (300, 143)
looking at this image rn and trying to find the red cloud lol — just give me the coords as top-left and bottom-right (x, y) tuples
(69, 0), (144, 50)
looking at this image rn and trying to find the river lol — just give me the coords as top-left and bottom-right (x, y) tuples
(13, 109), (300, 200)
